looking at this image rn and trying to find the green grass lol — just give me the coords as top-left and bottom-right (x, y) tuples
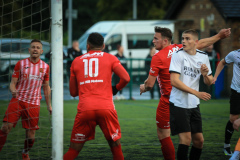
(0, 99), (238, 159)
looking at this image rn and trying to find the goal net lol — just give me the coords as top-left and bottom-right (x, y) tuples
(0, 0), (52, 159)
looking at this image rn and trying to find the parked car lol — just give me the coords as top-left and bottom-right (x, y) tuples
(0, 38), (51, 80)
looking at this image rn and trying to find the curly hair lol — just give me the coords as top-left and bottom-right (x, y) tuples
(87, 32), (104, 48)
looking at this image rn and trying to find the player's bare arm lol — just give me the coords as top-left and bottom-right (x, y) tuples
(140, 75), (157, 95)
(212, 59), (226, 84)
(69, 75), (78, 97)
(9, 77), (18, 98)
(201, 64), (213, 86)
(43, 80), (52, 114)
(196, 28), (231, 50)
(170, 72), (211, 101)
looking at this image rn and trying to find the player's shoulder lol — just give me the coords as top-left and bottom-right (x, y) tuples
(230, 49), (240, 54)
(175, 48), (184, 53)
(196, 49), (207, 55)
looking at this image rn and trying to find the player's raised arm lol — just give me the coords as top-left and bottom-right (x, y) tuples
(212, 58), (226, 84)
(112, 65), (130, 95)
(196, 28), (231, 50)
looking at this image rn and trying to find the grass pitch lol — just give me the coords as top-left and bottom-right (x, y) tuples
(0, 99), (238, 159)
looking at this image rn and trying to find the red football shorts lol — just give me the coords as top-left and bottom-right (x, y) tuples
(71, 109), (121, 143)
(3, 98), (40, 130)
(156, 95), (170, 129)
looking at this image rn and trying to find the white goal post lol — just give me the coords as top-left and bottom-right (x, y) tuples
(51, 0), (63, 160)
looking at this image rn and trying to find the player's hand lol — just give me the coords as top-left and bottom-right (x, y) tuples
(112, 86), (119, 96)
(47, 105), (52, 115)
(233, 119), (240, 131)
(212, 77), (217, 84)
(218, 28), (231, 39)
(196, 91), (211, 101)
(11, 90), (18, 98)
(140, 84), (145, 95)
(200, 64), (209, 77)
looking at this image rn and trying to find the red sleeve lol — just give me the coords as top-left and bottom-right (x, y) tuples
(113, 65), (130, 91)
(44, 65), (50, 81)
(69, 60), (78, 96)
(149, 54), (162, 77)
(12, 61), (20, 78)
(111, 55), (122, 70)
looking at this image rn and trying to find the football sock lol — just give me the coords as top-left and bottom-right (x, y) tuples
(177, 144), (189, 160)
(225, 120), (234, 144)
(235, 138), (240, 151)
(0, 130), (8, 152)
(111, 144), (124, 160)
(189, 146), (202, 160)
(23, 139), (35, 153)
(160, 137), (175, 160)
(63, 147), (79, 160)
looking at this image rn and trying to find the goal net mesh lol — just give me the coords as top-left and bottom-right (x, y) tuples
(0, 0), (52, 159)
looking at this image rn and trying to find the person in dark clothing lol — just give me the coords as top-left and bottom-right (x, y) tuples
(145, 46), (160, 99)
(114, 45), (127, 100)
(66, 41), (83, 78)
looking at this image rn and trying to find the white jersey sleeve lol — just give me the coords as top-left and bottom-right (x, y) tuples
(225, 51), (235, 64)
(169, 51), (182, 74)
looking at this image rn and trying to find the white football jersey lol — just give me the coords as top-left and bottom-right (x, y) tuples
(225, 49), (240, 93)
(169, 48), (212, 109)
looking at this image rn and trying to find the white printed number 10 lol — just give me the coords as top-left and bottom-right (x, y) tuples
(83, 58), (99, 77)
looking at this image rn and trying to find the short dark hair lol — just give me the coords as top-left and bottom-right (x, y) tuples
(154, 26), (172, 42)
(182, 29), (199, 39)
(87, 32), (104, 48)
(31, 39), (42, 45)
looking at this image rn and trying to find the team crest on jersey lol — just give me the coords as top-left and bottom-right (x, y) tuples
(39, 68), (43, 73)
(197, 62), (202, 67)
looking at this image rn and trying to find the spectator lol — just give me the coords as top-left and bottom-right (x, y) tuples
(66, 41), (83, 78)
(63, 32), (130, 160)
(204, 44), (220, 66)
(0, 39), (52, 160)
(113, 44), (127, 100)
(145, 46), (160, 99)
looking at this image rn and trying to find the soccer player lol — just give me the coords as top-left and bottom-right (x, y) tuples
(63, 32), (130, 160)
(0, 39), (52, 160)
(212, 49), (240, 156)
(169, 29), (213, 160)
(140, 27), (231, 160)
(229, 118), (240, 160)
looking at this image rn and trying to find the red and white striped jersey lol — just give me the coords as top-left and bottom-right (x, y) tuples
(12, 58), (50, 105)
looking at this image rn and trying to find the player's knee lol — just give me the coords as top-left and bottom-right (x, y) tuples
(193, 137), (204, 148)
(1, 124), (12, 134)
(230, 115), (239, 123)
(27, 130), (36, 139)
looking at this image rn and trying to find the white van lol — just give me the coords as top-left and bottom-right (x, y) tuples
(78, 20), (174, 68)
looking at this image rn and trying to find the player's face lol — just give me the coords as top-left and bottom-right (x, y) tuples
(29, 42), (43, 59)
(153, 32), (164, 50)
(182, 33), (198, 53)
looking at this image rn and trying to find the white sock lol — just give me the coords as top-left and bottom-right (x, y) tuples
(224, 143), (231, 148)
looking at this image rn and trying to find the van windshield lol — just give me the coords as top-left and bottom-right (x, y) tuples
(79, 33), (106, 50)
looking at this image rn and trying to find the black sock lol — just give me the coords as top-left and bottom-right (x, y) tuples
(177, 144), (189, 160)
(225, 120), (234, 144)
(189, 146), (202, 160)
